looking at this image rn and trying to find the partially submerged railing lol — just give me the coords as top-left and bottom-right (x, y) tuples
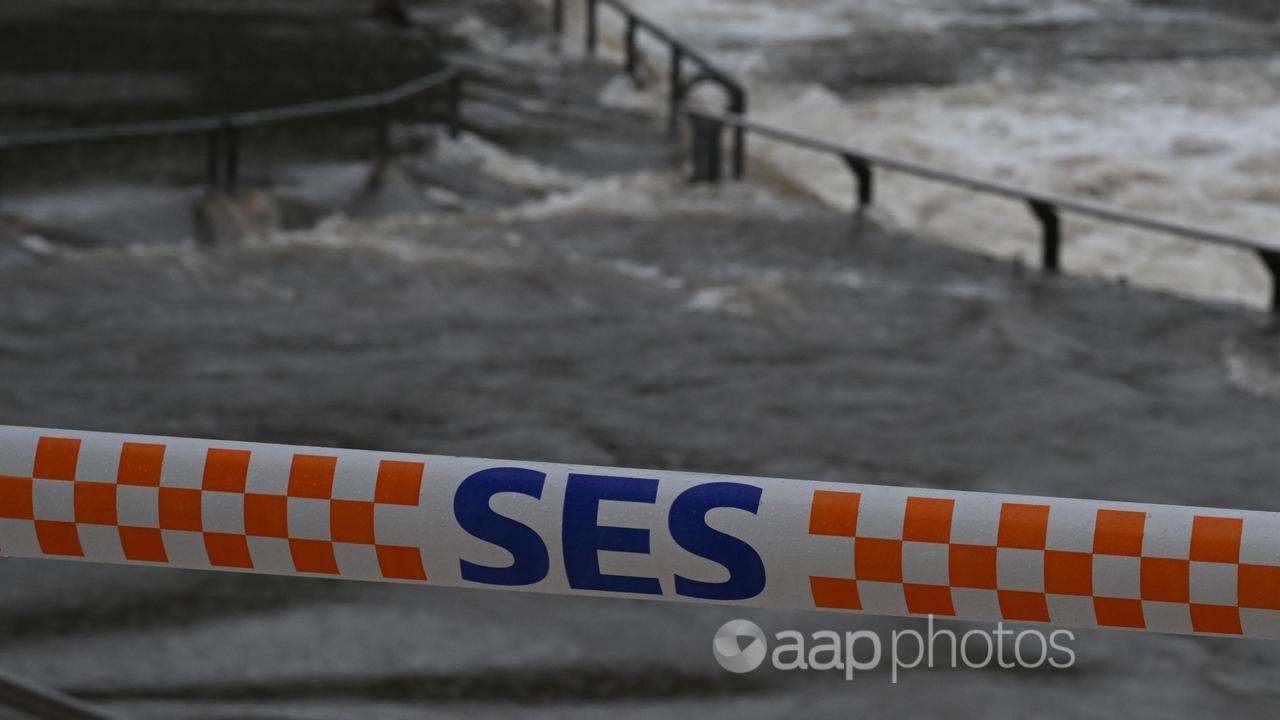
(686, 110), (1280, 313)
(0, 66), (463, 205)
(546, 0), (1279, 314)
(551, 0), (747, 178)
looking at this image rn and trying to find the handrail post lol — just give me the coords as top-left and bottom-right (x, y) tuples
(552, 0), (564, 37)
(447, 73), (463, 138)
(689, 114), (724, 184)
(1259, 249), (1280, 316)
(375, 104), (391, 167)
(1029, 199), (1061, 274)
(585, 0), (598, 56)
(223, 119), (239, 193)
(668, 45), (684, 136)
(624, 17), (640, 84)
(842, 154), (873, 210)
(728, 87), (747, 179)
(206, 126), (223, 191)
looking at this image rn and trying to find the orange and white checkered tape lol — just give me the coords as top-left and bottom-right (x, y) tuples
(2, 424), (1280, 639)
(0, 427), (428, 582)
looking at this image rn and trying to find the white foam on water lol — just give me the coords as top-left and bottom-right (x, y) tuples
(434, 131), (585, 192)
(446, 13), (563, 69)
(602, 0), (1131, 73)
(597, 258), (687, 290)
(263, 215), (529, 270)
(686, 285), (758, 317)
(495, 167), (813, 223)
(1223, 337), (1280, 397)
(496, 171), (673, 221)
(749, 61), (1280, 308)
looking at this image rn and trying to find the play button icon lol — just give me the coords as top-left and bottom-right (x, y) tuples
(713, 619), (768, 673)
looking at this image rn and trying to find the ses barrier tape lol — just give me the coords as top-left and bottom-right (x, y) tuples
(1, 425), (1280, 639)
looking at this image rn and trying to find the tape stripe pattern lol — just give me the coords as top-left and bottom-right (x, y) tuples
(809, 491), (1278, 635)
(3, 426), (1280, 639)
(0, 433), (427, 581)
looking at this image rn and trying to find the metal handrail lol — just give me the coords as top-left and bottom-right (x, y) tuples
(686, 109), (1280, 312)
(551, 0), (748, 178)
(0, 66), (463, 201)
(549, 0), (1279, 313)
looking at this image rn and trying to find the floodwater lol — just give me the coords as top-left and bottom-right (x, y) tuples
(1, 1), (1280, 718)
(578, 0), (1280, 308)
